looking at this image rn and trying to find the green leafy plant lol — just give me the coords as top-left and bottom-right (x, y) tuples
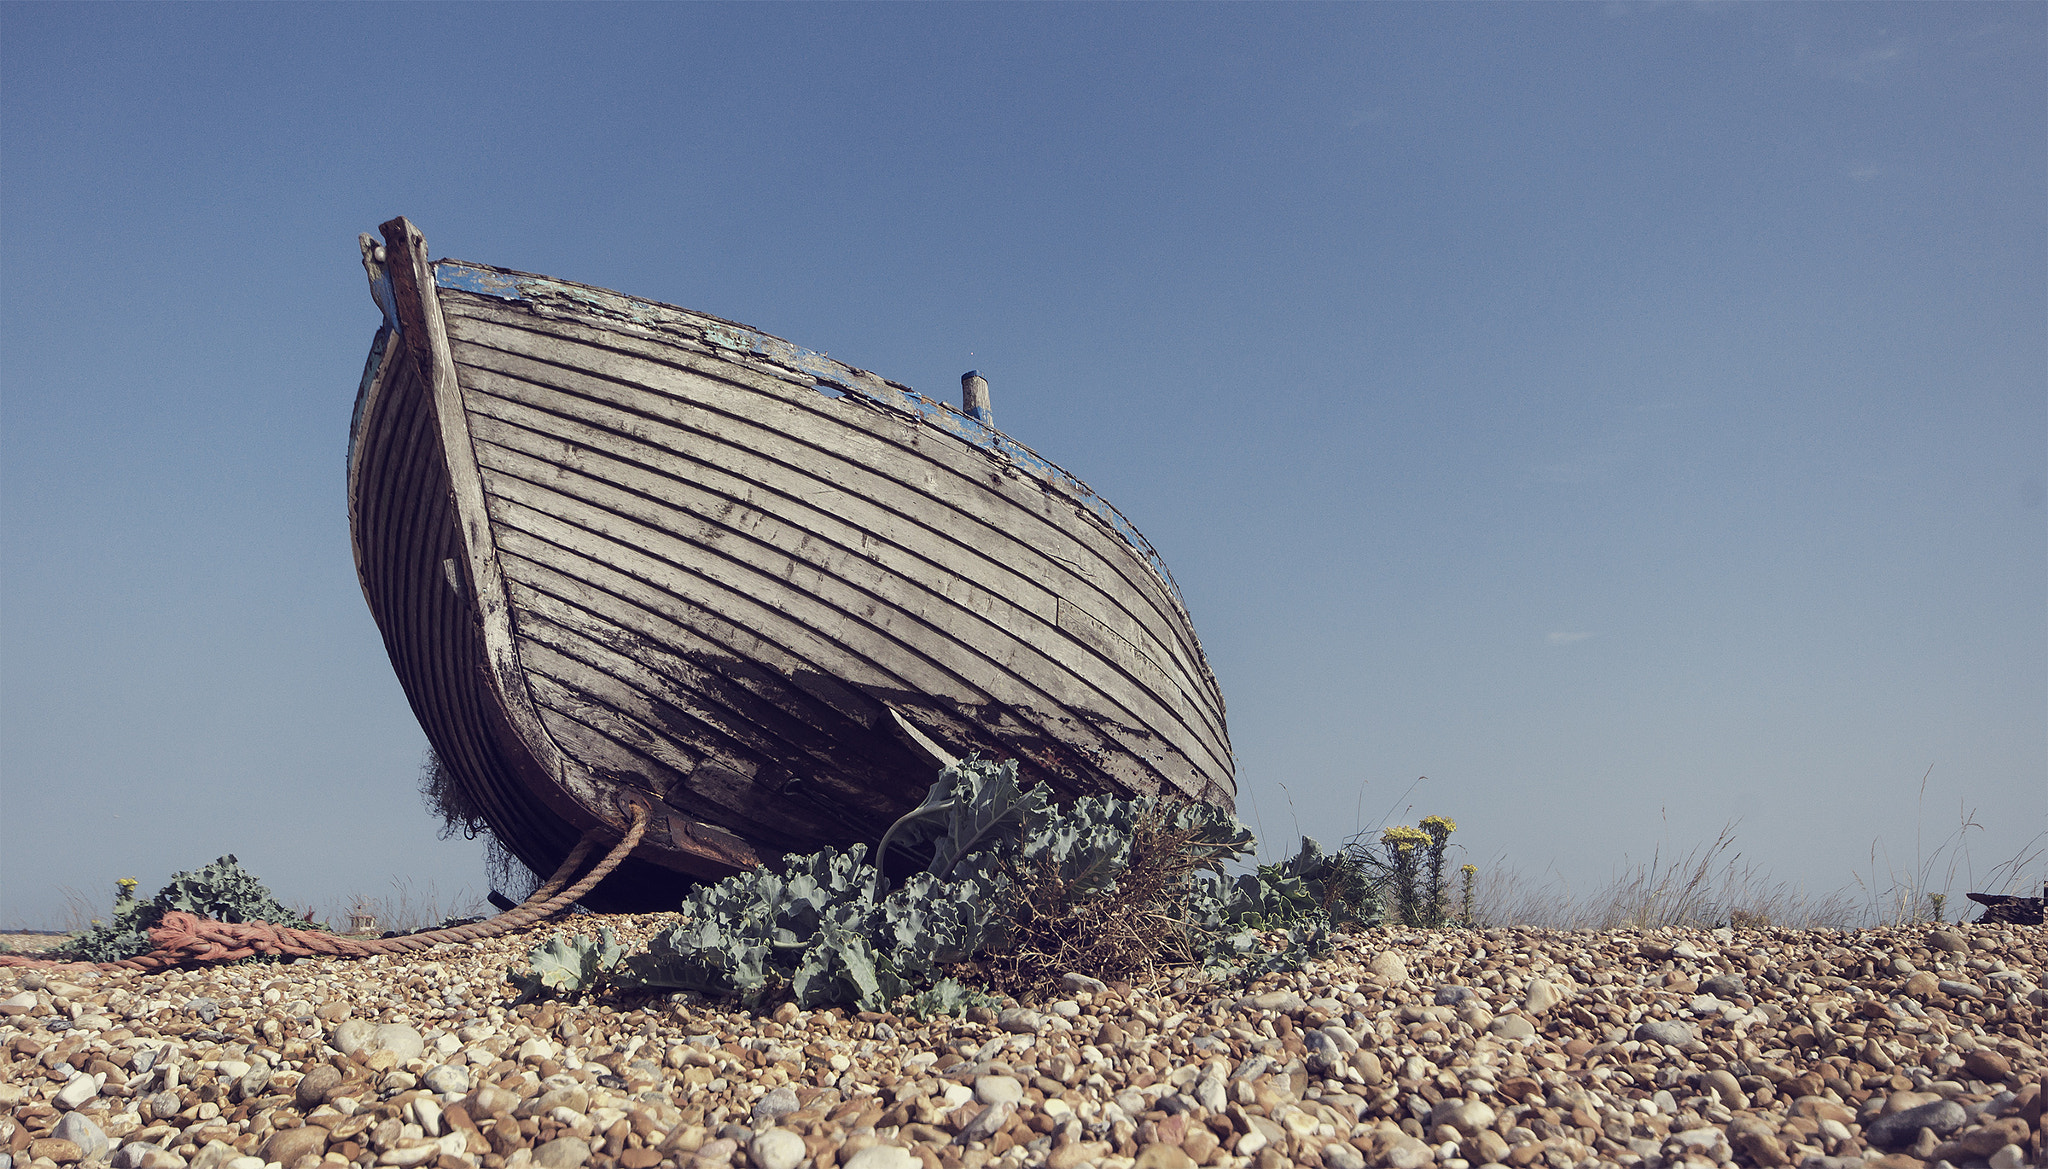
(513, 928), (624, 1000)
(622, 840), (989, 1011)
(616, 758), (1334, 1011)
(61, 856), (315, 963)
(1264, 837), (1381, 930)
(906, 977), (1006, 1018)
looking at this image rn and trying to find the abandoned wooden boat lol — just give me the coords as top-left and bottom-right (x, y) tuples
(348, 217), (1232, 909)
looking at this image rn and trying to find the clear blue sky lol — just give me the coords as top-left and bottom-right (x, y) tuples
(4, 3), (2041, 928)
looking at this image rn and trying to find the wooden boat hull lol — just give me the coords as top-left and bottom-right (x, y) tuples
(348, 218), (1232, 909)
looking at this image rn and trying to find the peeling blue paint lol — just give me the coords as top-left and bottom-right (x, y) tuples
(372, 269), (402, 334)
(436, 264), (528, 300)
(430, 259), (1186, 606)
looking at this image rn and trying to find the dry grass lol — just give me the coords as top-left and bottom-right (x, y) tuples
(1466, 822), (1864, 931)
(1461, 804), (2041, 932)
(975, 808), (1219, 1000)
(319, 878), (488, 936)
(1851, 770), (2046, 926)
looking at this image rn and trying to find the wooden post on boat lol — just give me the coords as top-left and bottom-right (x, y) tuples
(962, 371), (993, 426)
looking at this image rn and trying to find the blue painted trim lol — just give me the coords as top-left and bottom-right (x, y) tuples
(435, 264), (526, 300)
(429, 260), (1186, 606)
(372, 270), (402, 335)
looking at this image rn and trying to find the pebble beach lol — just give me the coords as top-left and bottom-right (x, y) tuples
(2, 920), (2040, 1169)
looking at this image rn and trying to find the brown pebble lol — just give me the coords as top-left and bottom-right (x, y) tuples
(1962, 1049), (2012, 1081)
(295, 1065), (343, 1110)
(262, 1127), (330, 1167)
(30, 1139), (84, 1164)
(1132, 1143), (1197, 1169)
(1728, 1117), (1790, 1168)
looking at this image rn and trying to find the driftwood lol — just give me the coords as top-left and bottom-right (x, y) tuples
(1966, 885), (2045, 926)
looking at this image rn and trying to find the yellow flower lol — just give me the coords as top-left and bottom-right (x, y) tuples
(1461, 864), (1477, 875)
(1381, 824), (1429, 847)
(1420, 815), (1457, 836)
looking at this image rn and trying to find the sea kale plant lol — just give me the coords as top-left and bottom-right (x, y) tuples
(510, 929), (626, 1001)
(527, 758), (1342, 1010)
(61, 856), (314, 963)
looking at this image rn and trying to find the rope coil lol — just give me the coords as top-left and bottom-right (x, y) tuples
(0, 806), (649, 973)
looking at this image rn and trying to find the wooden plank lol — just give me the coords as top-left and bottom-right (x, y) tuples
(472, 451), (1186, 796)
(442, 319), (1230, 772)
(349, 344), (604, 876)
(485, 500), (1167, 800)
(440, 296), (1224, 714)
(499, 548), (957, 831)
(381, 218), (576, 809)
(355, 226), (766, 898)
(465, 409), (1225, 782)
(517, 636), (864, 845)
(507, 576), (913, 794)
(434, 271), (1209, 668)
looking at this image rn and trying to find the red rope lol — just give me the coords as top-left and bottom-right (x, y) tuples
(0, 807), (648, 973)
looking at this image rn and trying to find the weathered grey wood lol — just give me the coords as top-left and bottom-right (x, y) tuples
(962, 371), (992, 426)
(347, 221), (1233, 908)
(440, 311), (1228, 765)
(439, 297), (1218, 703)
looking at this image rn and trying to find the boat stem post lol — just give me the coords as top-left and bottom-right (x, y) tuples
(962, 371), (993, 427)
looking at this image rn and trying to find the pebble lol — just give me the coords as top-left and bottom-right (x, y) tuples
(746, 1128), (806, 1169)
(371, 1021), (425, 1061)
(1487, 1013), (1535, 1039)
(1365, 950), (1407, 984)
(110, 1141), (185, 1169)
(257, 1125), (327, 1166)
(994, 1007), (1043, 1034)
(1633, 1018), (1696, 1047)
(531, 1136), (589, 1169)
(1522, 976), (1565, 1013)
(840, 1148), (917, 1169)
(52, 1073), (100, 1110)
(953, 1101), (1011, 1143)
(1699, 972), (1747, 998)
(1059, 972), (1107, 995)
(1, 917), (2041, 1169)
(30, 1139), (83, 1164)
(748, 1085), (800, 1125)
(1131, 1143), (1195, 1169)
(421, 1062), (470, 1094)
(1963, 1047), (2012, 1081)
(972, 1073), (1023, 1105)
(51, 1113), (110, 1161)
(1240, 989), (1305, 1013)
(1866, 1098), (1970, 1148)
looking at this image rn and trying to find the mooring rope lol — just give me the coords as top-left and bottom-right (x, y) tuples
(0, 805), (648, 973)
